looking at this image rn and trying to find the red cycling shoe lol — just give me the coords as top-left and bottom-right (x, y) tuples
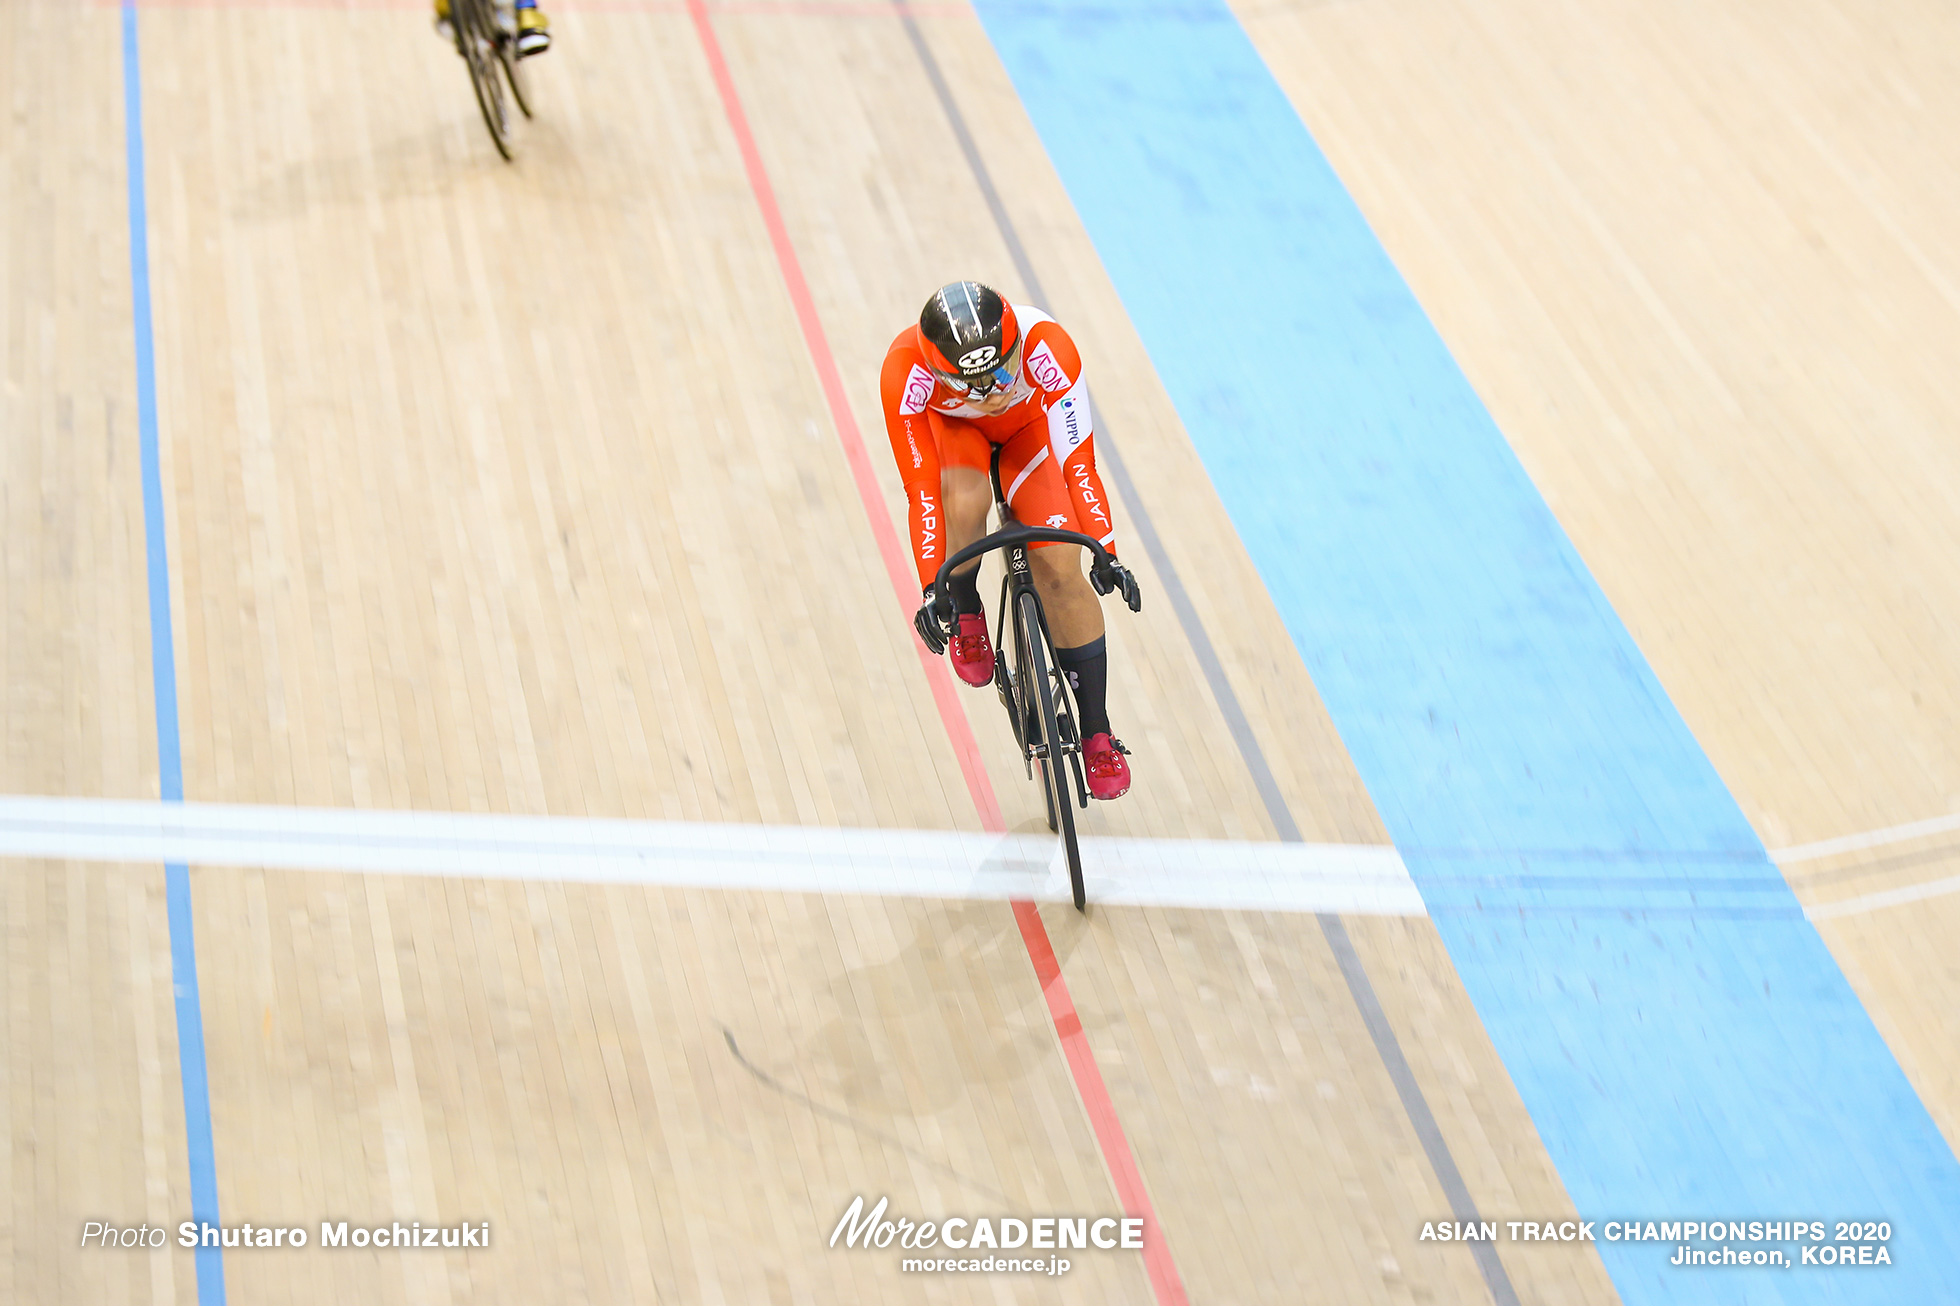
(1082, 733), (1131, 800)
(949, 613), (995, 687)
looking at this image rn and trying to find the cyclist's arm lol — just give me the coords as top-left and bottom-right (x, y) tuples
(1024, 322), (1119, 555)
(880, 349), (949, 592)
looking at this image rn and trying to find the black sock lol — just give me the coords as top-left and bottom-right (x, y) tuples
(949, 568), (983, 617)
(1057, 636), (1110, 738)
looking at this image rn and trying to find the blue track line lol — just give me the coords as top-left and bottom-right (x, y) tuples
(121, 8), (227, 1302)
(971, 2), (1960, 1300)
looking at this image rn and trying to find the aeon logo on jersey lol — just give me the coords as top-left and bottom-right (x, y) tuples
(957, 346), (997, 370)
(1027, 342), (1068, 392)
(899, 364), (935, 416)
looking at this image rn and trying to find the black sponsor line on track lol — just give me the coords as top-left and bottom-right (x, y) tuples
(894, 7), (1521, 1302)
(721, 1026), (1012, 1205)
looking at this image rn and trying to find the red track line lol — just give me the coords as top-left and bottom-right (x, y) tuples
(1011, 901), (1186, 1303)
(685, 4), (1185, 1301)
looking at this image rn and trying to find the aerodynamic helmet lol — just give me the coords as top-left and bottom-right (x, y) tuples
(917, 282), (1023, 397)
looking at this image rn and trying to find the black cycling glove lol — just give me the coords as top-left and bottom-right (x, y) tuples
(1089, 556), (1143, 612)
(913, 584), (954, 655)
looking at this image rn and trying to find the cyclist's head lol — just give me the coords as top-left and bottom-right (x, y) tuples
(918, 282), (1022, 397)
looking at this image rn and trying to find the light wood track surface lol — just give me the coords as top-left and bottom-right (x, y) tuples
(59, 0), (1960, 1299)
(3, 860), (197, 1306)
(3, 11), (192, 1304)
(760, 10), (1619, 1301)
(1, 4), (155, 801)
(1235, 0), (1960, 1154)
(119, 0), (1613, 1295)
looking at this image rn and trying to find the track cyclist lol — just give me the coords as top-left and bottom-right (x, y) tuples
(435, 0), (550, 56)
(880, 281), (1141, 800)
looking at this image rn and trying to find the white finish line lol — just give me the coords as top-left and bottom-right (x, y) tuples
(0, 795), (1425, 916)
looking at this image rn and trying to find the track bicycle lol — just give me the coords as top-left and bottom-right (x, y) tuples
(929, 449), (1143, 912)
(451, 0), (535, 159)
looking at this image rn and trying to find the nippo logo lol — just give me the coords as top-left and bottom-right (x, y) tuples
(1027, 341), (1068, 392)
(1057, 398), (1083, 449)
(957, 345), (998, 370)
(899, 364), (935, 415)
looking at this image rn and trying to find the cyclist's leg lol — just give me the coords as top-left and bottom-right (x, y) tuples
(514, 0), (551, 55)
(935, 413), (994, 601)
(1000, 422), (1128, 795)
(935, 415), (997, 685)
(999, 420), (1104, 648)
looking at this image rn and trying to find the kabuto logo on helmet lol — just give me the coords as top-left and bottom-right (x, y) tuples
(957, 346), (998, 371)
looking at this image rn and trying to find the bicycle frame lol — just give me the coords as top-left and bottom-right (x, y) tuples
(930, 452), (1116, 804)
(926, 453), (1128, 910)
(995, 518), (1072, 777)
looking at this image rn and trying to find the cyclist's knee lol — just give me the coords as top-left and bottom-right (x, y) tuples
(942, 468), (993, 539)
(1029, 546), (1087, 590)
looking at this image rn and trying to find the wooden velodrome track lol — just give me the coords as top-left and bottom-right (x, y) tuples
(7, 0), (1960, 1302)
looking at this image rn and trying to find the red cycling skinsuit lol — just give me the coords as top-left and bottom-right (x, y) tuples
(878, 304), (1119, 591)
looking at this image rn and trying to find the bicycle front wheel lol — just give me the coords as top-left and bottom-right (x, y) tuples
(498, 44), (534, 120)
(1018, 589), (1083, 911)
(493, 2), (535, 120)
(458, 0), (513, 158)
